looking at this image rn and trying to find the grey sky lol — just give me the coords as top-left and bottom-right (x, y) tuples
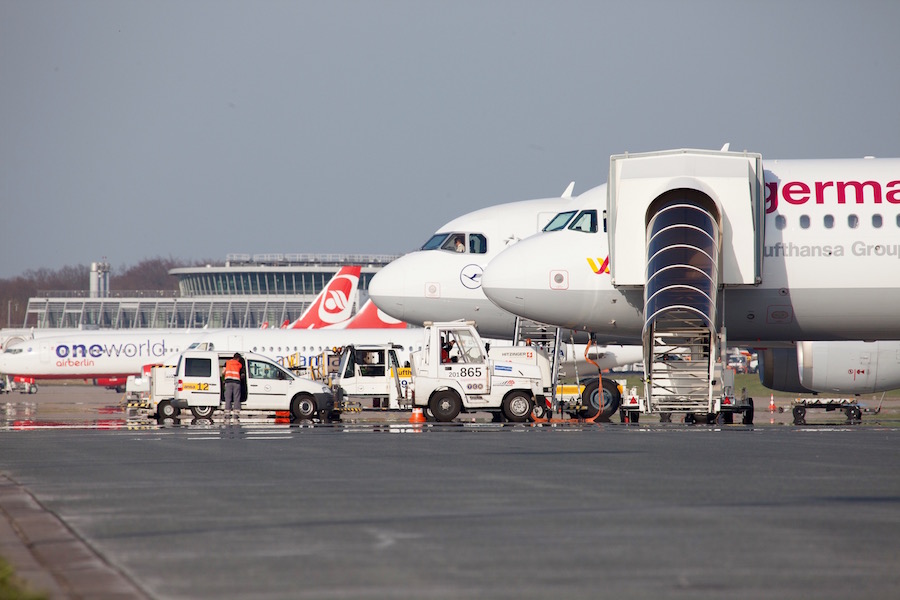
(1, 0), (898, 279)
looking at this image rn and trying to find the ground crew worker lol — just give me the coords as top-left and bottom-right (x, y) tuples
(223, 353), (243, 416)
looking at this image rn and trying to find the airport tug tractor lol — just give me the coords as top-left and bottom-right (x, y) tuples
(406, 321), (552, 422)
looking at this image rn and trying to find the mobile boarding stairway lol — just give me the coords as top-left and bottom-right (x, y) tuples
(607, 148), (762, 421)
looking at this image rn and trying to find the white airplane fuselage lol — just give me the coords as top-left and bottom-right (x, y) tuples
(369, 193), (598, 339)
(0, 328), (423, 380)
(482, 156), (900, 345)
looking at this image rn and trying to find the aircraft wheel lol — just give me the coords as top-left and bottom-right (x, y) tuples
(792, 406), (806, 425)
(502, 392), (533, 423)
(190, 405), (215, 419)
(580, 379), (622, 422)
(157, 400), (180, 419)
(742, 399), (754, 425)
(291, 394), (318, 421)
(429, 391), (461, 422)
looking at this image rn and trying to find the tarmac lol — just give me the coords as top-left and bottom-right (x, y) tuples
(1, 383), (898, 599)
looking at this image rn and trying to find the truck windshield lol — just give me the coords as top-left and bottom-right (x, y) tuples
(452, 329), (484, 363)
(339, 349), (355, 379)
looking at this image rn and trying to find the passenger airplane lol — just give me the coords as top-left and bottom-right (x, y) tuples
(478, 148), (900, 394)
(0, 266), (395, 383)
(368, 183), (589, 338)
(367, 184), (641, 367)
(370, 153), (900, 396)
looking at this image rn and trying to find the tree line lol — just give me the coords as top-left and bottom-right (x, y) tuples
(0, 257), (208, 328)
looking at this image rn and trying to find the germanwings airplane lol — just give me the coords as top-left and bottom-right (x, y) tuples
(479, 148), (900, 394)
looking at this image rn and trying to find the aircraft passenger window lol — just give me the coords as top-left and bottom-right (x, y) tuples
(421, 233), (451, 251)
(543, 211), (577, 232)
(872, 214), (883, 228)
(568, 210), (598, 233)
(775, 215), (786, 230)
(824, 215), (834, 229)
(848, 214), (859, 229)
(469, 234), (487, 254)
(800, 215), (810, 229)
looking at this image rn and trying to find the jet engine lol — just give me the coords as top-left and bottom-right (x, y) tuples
(759, 341), (900, 395)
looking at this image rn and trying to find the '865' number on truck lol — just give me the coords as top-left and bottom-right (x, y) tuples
(449, 367), (483, 378)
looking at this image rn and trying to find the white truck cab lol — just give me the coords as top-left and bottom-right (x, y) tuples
(333, 344), (412, 411)
(172, 350), (334, 420)
(409, 321), (552, 422)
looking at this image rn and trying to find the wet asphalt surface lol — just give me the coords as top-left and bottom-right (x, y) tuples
(1, 386), (899, 599)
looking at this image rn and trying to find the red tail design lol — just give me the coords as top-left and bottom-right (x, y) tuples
(337, 299), (408, 329)
(287, 266), (361, 329)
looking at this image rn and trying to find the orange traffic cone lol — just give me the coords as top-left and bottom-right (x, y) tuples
(409, 406), (426, 424)
(768, 394), (776, 413)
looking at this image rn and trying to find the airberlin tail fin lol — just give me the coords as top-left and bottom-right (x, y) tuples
(338, 299), (408, 329)
(287, 266), (362, 329)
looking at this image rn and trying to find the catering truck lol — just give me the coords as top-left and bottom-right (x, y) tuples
(172, 350), (334, 420)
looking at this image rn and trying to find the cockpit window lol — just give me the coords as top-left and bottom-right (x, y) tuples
(468, 234), (487, 254)
(423, 232), (488, 253)
(421, 233), (450, 250)
(543, 210), (577, 232)
(568, 210), (598, 233)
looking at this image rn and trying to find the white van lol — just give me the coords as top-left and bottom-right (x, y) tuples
(172, 350), (334, 420)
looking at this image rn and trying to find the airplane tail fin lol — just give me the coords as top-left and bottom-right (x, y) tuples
(333, 299), (409, 329)
(287, 266), (362, 329)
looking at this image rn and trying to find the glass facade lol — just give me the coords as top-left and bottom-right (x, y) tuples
(20, 255), (397, 330)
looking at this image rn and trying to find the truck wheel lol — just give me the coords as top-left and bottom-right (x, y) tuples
(190, 405), (215, 419)
(502, 392), (533, 423)
(291, 394), (317, 421)
(531, 396), (548, 420)
(792, 405), (806, 425)
(741, 398), (754, 425)
(580, 379), (621, 421)
(429, 391), (461, 422)
(158, 400), (180, 418)
(28, 383), (39, 394)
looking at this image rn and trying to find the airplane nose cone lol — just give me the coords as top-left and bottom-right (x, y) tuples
(481, 248), (527, 314)
(368, 259), (410, 320)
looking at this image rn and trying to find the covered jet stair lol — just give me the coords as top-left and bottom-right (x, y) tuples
(606, 148), (766, 418)
(643, 196), (721, 414)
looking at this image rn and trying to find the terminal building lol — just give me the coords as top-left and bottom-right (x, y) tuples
(18, 254), (399, 330)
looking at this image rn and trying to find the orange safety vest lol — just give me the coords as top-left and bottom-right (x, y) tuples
(224, 359), (242, 381)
